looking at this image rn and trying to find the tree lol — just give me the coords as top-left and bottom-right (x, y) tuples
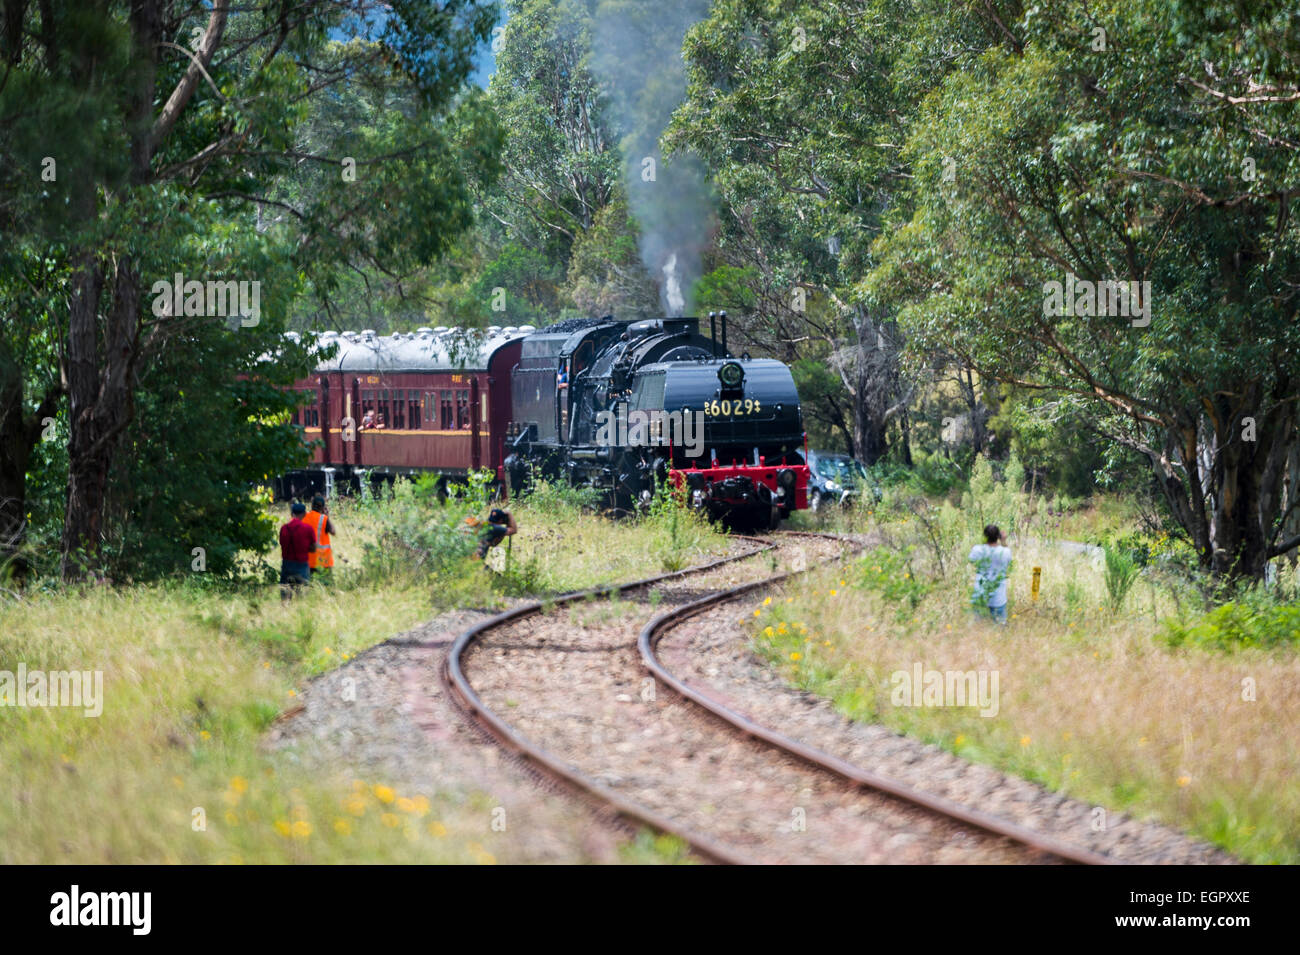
(666, 0), (987, 464)
(0, 0), (497, 579)
(867, 0), (1300, 580)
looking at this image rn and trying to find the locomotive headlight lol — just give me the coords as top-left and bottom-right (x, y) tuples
(777, 468), (796, 490)
(717, 361), (745, 390)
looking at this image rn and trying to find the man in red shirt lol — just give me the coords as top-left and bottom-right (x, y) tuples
(279, 500), (316, 599)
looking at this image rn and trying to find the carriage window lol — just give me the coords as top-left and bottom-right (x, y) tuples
(393, 391), (405, 429)
(408, 391), (421, 430)
(457, 389), (470, 429)
(305, 390), (319, 427)
(377, 390), (390, 428)
(440, 391), (454, 430)
(362, 390), (374, 422)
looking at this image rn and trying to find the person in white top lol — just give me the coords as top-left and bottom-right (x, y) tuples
(969, 524), (1011, 623)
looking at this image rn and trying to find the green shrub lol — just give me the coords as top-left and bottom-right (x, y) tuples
(526, 478), (602, 516)
(856, 546), (930, 612)
(1162, 601), (1300, 653)
(643, 480), (714, 572)
(1102, 543), (1141, 612)
(357, 471), (493, 586)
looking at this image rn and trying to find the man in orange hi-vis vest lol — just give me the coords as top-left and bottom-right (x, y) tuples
(304, 494), (337, 582)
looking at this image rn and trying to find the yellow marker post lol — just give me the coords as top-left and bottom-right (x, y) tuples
(1032, 566), (1042, 600)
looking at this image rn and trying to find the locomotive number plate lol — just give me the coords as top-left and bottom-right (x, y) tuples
(704, 398), (762, 416)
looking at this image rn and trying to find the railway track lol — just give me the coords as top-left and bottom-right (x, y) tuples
(441, 531), (1112, 865)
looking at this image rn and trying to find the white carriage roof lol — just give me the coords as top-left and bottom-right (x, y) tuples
(288, 326), (536, 373)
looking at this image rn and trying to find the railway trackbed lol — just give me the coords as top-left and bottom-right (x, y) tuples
(441, 531), (1124, 865)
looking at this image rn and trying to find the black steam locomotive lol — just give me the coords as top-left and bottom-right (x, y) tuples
(505, 314), (811, 529)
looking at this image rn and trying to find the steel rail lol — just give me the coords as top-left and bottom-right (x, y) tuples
(636, 566), (1116, 866)
(440, 535), (783, 865)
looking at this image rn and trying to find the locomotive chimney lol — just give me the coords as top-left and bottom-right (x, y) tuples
(708, 311), (717, 358)
(720, 311), (728, 357)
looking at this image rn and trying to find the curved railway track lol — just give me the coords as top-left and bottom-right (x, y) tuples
(441, 531), (1112, 865)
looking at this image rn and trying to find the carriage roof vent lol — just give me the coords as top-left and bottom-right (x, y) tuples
(518, 324), (536, 334)
(416, 327), (433, 336)
(502, 325), (518, 335)
(433, 325), (450, 335)
(361, 329), (377, 339)
(486, 325), (502, 335)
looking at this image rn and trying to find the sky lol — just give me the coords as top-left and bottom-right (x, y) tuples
(469, 7), (505, 88)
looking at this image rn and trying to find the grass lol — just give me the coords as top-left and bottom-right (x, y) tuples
(0, 488), (730, 864)
(751, 489), (1300, 864)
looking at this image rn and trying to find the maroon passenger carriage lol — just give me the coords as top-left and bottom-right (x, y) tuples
(276, 325), (534, 500)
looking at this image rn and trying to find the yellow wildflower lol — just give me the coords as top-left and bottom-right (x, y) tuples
(373, 784), (395, 804)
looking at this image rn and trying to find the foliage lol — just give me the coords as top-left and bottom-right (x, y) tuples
(525, 478), (603, 516)
(1, 0), (499, 580)
(856, 546), (930, 613)
(356, 472), (494, 587)
(960, 453), (1024, 538)
(1162, 600), (1300, 654)
(1101, 544), (1141, 613)
(865, 0), (1300, 579)
(643, 479), (715, 573)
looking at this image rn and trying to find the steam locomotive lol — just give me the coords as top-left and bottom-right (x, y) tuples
(506, 314), (810, 529)
(279, 314), (810, 529)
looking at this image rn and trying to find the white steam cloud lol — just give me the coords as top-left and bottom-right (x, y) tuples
(591, 0), (713, 316)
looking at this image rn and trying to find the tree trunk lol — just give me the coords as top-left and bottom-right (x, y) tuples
(0, 356), (61, 582)
(60, 258), (141, 579)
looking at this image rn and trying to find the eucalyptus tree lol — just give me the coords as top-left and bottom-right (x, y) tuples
(0, 0), (498, 579)
(868, 0), (1300, 579)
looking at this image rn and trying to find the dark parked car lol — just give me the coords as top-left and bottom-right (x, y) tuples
(806, 449), (879, 511)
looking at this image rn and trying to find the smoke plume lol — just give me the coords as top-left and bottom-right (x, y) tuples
(590, 0), (713, 316)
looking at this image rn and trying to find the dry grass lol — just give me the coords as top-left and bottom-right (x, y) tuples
(750, 534), (1300, 862)
(0, 497), (728, 864)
